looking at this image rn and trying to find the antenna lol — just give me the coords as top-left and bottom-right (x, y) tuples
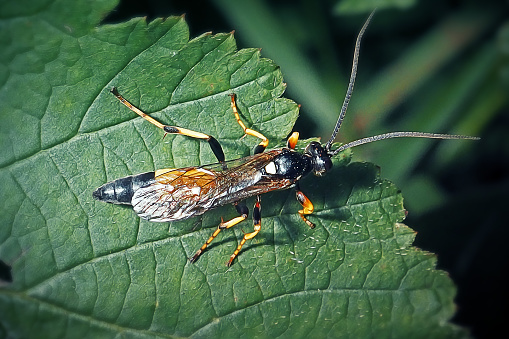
(324, 10), (479, 156)
(329, 131), (479, 157)
(324, 10), (375, 152)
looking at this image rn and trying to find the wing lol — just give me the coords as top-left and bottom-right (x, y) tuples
(195, 153), (268, 172)
(132, 167), (219, 222)
(132, 150), (292, 222)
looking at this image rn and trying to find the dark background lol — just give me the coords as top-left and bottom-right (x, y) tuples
(105, 1), (509, 338)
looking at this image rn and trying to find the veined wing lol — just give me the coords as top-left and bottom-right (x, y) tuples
(132, 166), (220, 221)
(132, 150), (291, 222)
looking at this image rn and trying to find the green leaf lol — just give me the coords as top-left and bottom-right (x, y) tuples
(0, 1), (468, 338)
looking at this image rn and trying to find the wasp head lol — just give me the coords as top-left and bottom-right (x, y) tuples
(305, 141), (333, 177)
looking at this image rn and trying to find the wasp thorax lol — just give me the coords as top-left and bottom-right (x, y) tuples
(305, 141), (332, 177)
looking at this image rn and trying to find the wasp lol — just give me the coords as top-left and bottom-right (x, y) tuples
(93, 12), (478, 266)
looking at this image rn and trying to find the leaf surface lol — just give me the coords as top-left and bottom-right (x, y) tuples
(0, 1), (467, 338)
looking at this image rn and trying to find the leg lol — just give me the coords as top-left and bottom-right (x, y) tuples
(229, 94), (269, 154)
(111, 87), (225, 164)
(287, 132), (299, 149)
(295, 184), (315, 229)
(189, 203), (249, 263)
(227, 195), (262, 266)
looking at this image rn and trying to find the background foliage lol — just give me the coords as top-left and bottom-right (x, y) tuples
(1, 0), (508, 338)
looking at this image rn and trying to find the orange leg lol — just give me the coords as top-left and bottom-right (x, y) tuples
(287, 132), (299, 149)
(296, 189), (315, 229)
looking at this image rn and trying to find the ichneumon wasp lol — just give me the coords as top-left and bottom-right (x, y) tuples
(93, 11), (479, 266)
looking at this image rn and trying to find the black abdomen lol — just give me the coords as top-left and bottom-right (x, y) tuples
(92, 172), (155, 205)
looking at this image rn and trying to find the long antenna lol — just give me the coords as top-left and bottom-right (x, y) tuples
(330, 131), (479, 156)
(324, 10), (375, 152)
(324, 11), (479, 156)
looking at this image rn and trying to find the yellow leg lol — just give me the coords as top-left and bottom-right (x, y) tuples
(189, 214), (247, 263)
(229, 94), (269, 153)
(227, 223), (261, 267)
(110, 87), (225, 163)
(110, 87), (166, 129)
(227, 197), (262, 266)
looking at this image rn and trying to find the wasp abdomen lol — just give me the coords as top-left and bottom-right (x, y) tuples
(92, 172), (155, 205)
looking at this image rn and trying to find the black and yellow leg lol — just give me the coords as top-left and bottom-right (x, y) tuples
(162, 125), (225, 165)
(189, 203), (249, 263)
(229, 94), (269, 154)
(111, 87), (225, 164)
(295, 186), (315, 229)
(227, 195), (262, 267)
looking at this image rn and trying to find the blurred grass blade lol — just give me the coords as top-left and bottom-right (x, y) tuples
(369, 42), (495, 182)
(433, 75), (504, 167)
(334, 0), (417, 14)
